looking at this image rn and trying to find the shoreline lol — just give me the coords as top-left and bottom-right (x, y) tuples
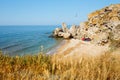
(46, 39), (66, 54)
(51, 39), (110, 58)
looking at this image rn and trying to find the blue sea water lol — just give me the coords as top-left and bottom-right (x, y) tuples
(0, 25), (62, 56)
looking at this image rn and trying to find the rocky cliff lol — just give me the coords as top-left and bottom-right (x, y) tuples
(53, 4), (120, 46)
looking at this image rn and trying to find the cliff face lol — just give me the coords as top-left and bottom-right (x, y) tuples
(86, 4), (120, 45)
(53, 4), (120, 45)
(88, 4), (120, 22)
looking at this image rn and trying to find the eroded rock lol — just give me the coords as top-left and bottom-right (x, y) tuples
(62, 23), (69, 33)
(52, 4), (120, 46)
(63, 33), (71, 39)
(53, 28), (62, 36)
(69, 25), (77, 37)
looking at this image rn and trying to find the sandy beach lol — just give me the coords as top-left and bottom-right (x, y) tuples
(53, 39), (110, 58)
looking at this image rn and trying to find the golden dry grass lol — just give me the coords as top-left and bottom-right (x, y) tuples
(0, 50), (120, 80)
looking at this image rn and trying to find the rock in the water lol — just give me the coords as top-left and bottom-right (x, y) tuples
(58, 32), (64, 37)
(62, 23), (69, 33)
(69, 25), (77, 38)
(63, 33), (71, 39)
(53, 28), (62, 36)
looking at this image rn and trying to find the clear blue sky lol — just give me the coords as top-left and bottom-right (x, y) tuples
(0, 0), (119, 25)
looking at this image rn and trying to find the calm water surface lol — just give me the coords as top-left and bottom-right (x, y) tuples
(0, 25), (62, 56)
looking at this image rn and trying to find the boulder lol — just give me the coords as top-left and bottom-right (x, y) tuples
(62, 23), (69, 33)
(69, 25), (77, 37)
(63, 33), (71, 39)
(53, 28), (62, 36)
(78, 22), (89, 38)
(58, 32), (64, 37)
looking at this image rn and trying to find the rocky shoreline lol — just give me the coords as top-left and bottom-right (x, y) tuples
(53, 4), (120, 46)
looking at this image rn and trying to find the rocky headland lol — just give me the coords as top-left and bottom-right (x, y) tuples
(52, 4), (120, 57)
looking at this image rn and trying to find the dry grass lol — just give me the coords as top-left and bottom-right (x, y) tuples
(0, 50), (120, 80)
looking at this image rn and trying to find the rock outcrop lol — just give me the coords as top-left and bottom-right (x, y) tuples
(53, 23), (71, 38)
(62, 23), (69, 33)
(69, 25), (77, 37)
(53, 28), (63, 37)
(53, 4), (120, 45)
(85, 4), (120, 45)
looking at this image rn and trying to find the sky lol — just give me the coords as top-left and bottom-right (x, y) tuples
(0, 0), (120, 25)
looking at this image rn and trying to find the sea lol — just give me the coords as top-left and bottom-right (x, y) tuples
(0, 25), (62, 56)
